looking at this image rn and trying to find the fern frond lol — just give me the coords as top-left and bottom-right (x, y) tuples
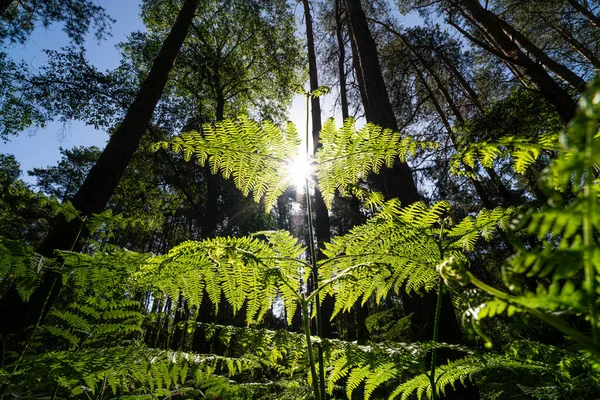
(321, 201), (506, 314)
(0, 236), (50, 301)
(451, 133), (560, 176)
(154, 117), (301, 211)
(315, 118), (439, 208)
(148, 233), (306, 325)
(390, 354), (548, 400)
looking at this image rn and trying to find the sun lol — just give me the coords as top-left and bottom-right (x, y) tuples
(287, 152), (311, 194)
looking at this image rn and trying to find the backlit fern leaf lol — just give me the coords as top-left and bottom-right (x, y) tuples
(154, 116), (301, 211)
(472, 281), (587, 322)
(321, 201), (506, 315)
(148, 233), (306, 325)
(390, 354), (548, 400)
(315, 118), (438, 207)
(451, 133), (559, 176)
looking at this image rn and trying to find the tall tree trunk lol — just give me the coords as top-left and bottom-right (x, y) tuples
(552, 23), (600, 69)
(0, 0), (200, 355)
(567, 0), (600, 30)
(345, 1), (478, 397)
(335, 0), (349, 120)
(192, 92), (226, 353)
(344, 0), (419, 205)
(376, 20), (515, 207)
(458, 0), (577, 122)
(302, 0), (334, 340)
(494, 16), (586, 91)
(0, 0), (15, 17)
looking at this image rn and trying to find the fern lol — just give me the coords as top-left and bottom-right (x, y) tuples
(154, 117), (302, 211)
(0, 235), (51, 301)
(146, 232), (306, 325)
(454, 79), (600, 380)
(315, 118), (438, 207)
(155, 116), (436, 210)
(320, 201), (511, 317)
(451, 132), (560, 177)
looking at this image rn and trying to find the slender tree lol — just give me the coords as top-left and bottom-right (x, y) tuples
(0, 0), (200, 354)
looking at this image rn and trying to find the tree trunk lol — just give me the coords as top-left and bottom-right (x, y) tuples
(0, 0), (200, 355)
(345, 2), (478, 397)
(567, 0), (600, 30)
(302, 0), (334, 340)
(494, 16), (586, 91)
(459, 0), (577, 122)
(335, 0), (350, 120)
(344, 0), (420, 205)
(552, 23), (600, 69)
(0, 0), (15, 17)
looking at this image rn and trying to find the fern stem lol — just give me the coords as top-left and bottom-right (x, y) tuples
(583, 118), (598, 345)
(429, 279), (445, 400)
(429, 225), (446, 400)
(304, 92), (327, 400)
(467, 272), (599, 356)
(302, 299), (322, 400)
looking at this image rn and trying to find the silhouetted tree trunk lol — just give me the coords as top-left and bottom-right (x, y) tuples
(335, 0), (349, 120)
(344, 0), (420, 205)
(494, 15), (585, 91)
(458, 0), (577, 122)
(344, 1), (478, 397)
(0, 0), (15, 16)
(567, 0), (600, 30)
(0, 0), (200, 355)
(301, 0), (334, 341)
(191, 91), (226, 353)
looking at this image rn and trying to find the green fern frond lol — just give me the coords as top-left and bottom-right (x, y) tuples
(0, 236), (50, 301)
(390, 354), (548, 400)
(148, 233), (306, 325)
(451, 133), (560, 176)
(321, 201), (507, 315)
(315, 118), (438, 207)
(154, 116), (301, 211)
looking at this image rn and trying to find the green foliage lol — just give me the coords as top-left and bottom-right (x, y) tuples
(320, 201), (513, 317)
(157, 116), (437, 210)
(316, 118), (438, 207)
(6, 77), (600, 399)
(156, 118), (303, 211)
(148, 231), (305, 325)
(0, 0), (114, 45)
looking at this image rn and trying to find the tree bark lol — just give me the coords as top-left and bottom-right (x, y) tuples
(458, 0), (577, 123)
(344, 0), (420, 206)
(302, 0), (334, 340)
(0, 0), (200, 354)
(494, 16), (586, 91)
(0, 0), (15, 17)
(335, 0), (350, 120)
(567, 0), (600, 30)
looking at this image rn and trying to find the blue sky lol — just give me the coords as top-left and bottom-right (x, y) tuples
(1, 0), (144, 183)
